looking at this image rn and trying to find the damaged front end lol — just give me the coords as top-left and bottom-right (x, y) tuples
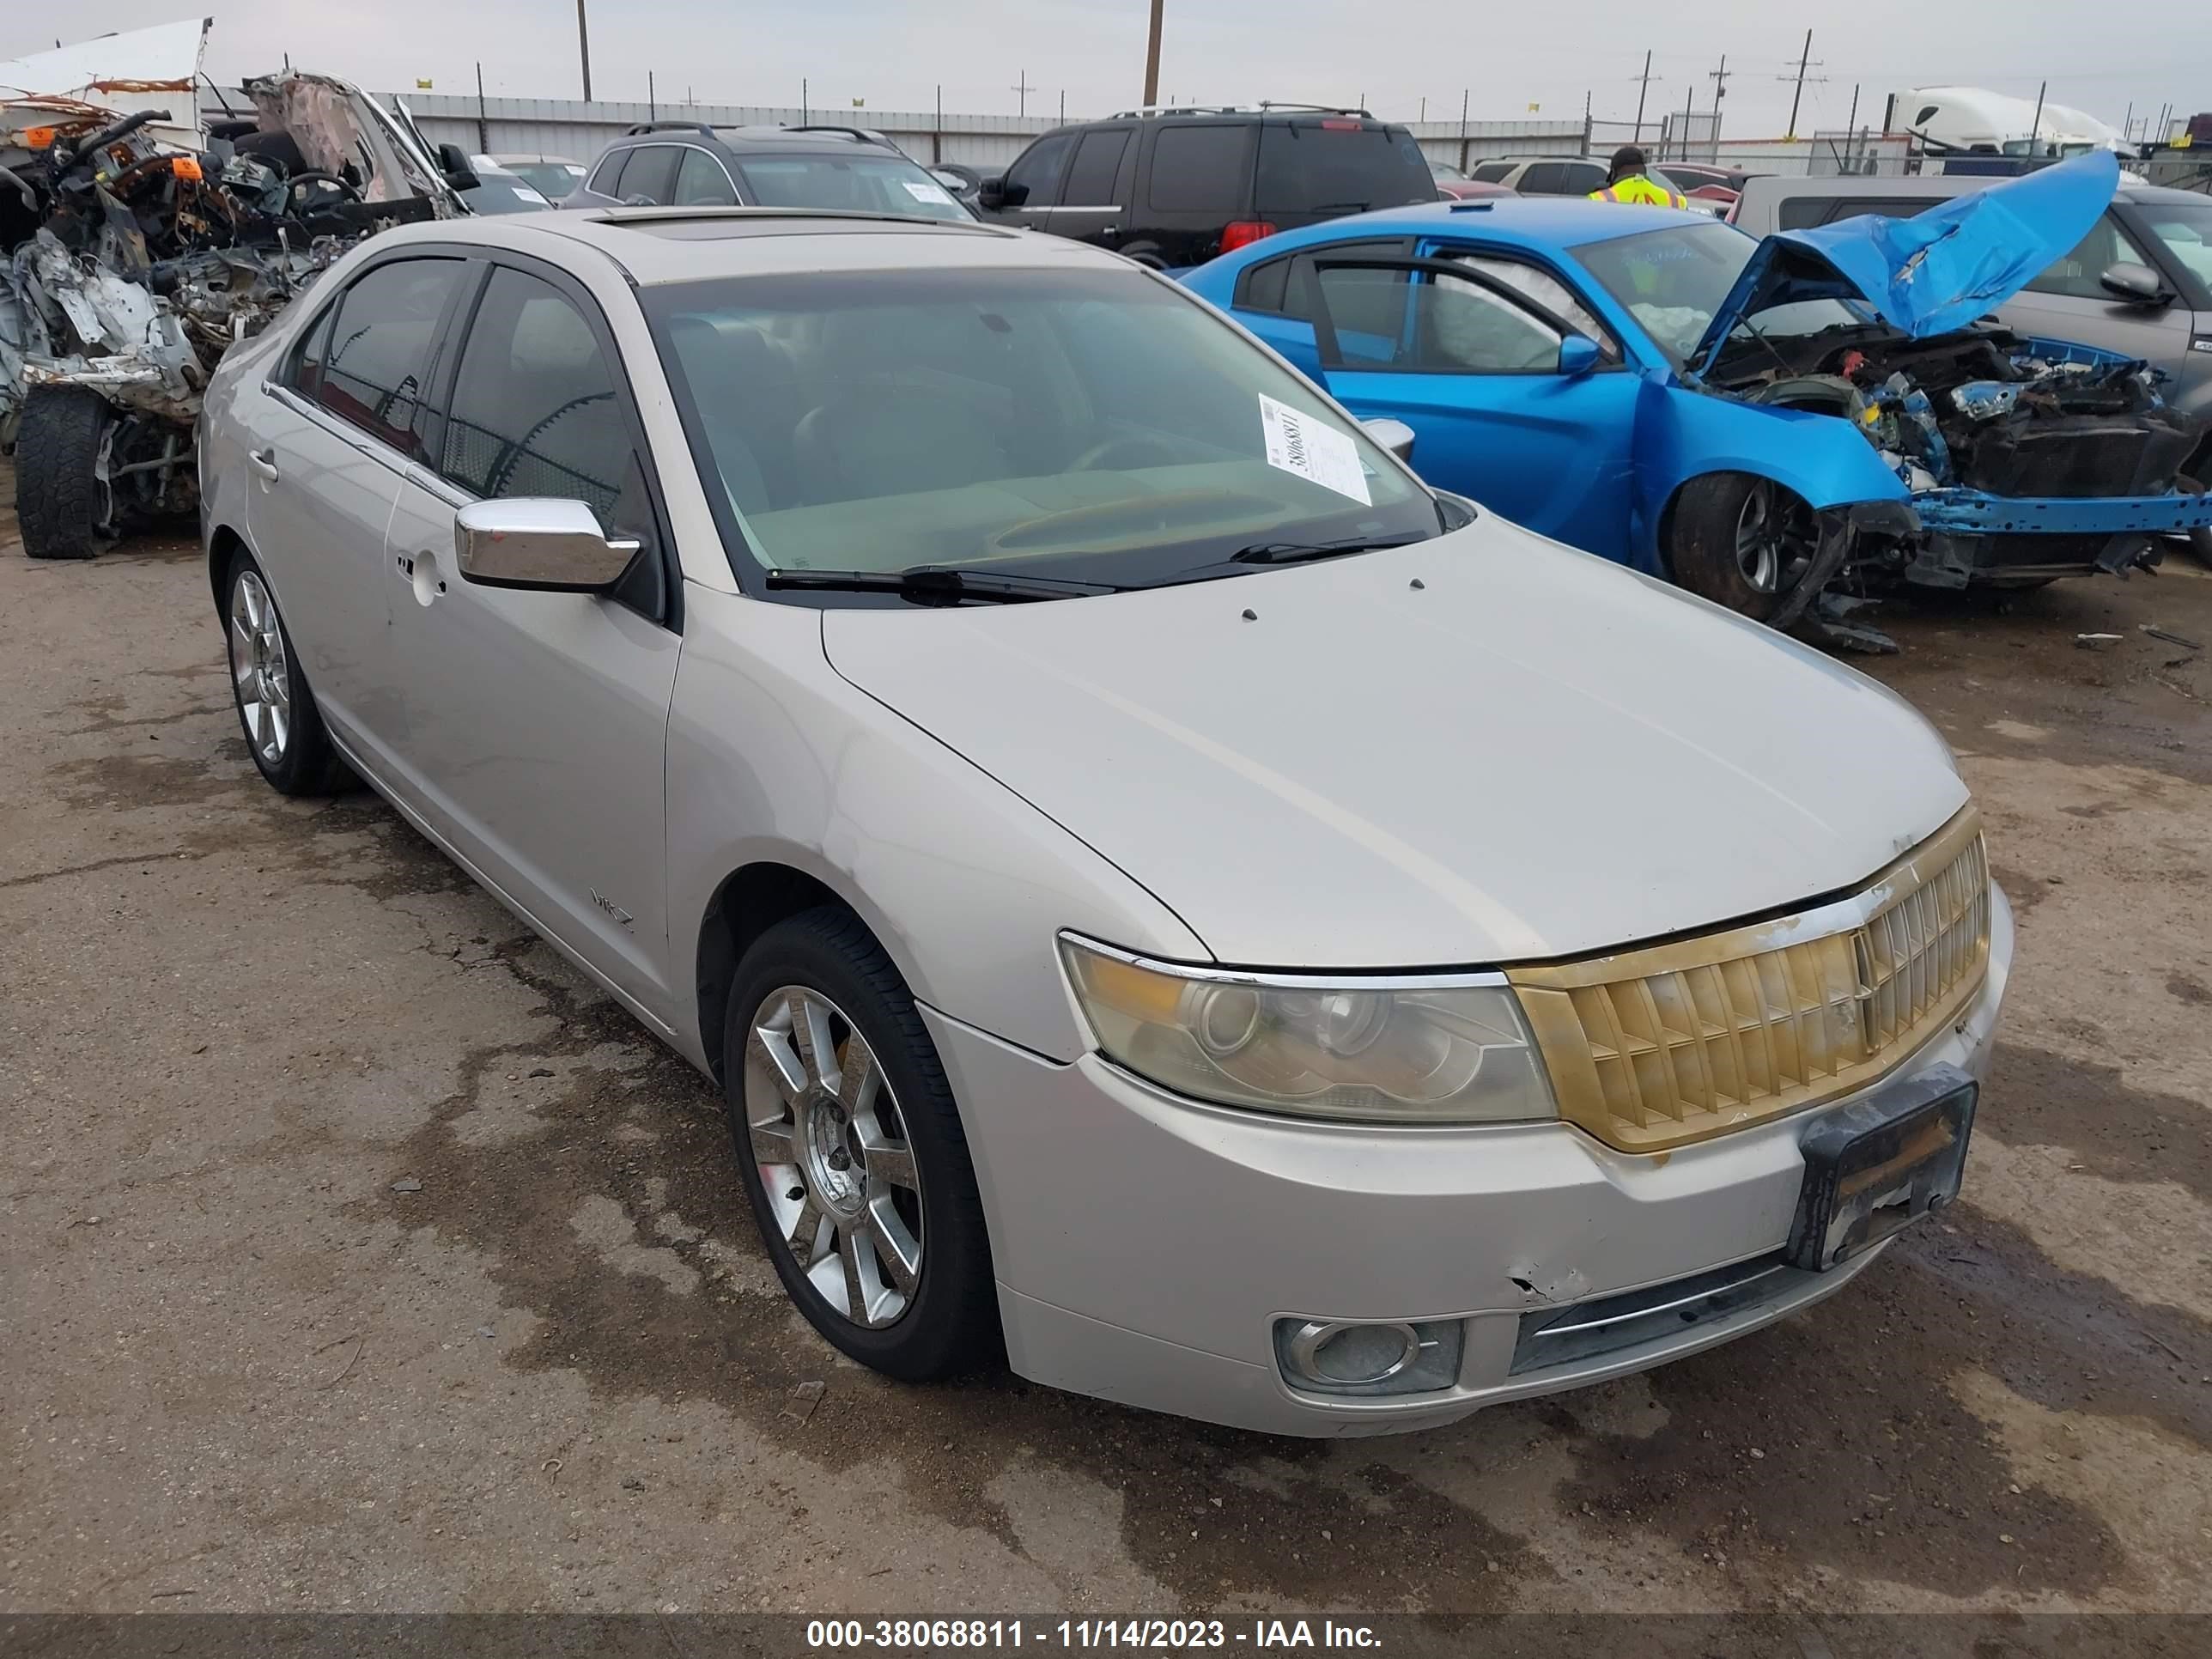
(1744, 334), (2209, 592)
(3, 22), (467, 558)
(1691, 152), (2212, 615)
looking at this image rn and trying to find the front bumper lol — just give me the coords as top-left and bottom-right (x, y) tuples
(926, 886), (2013, 1437)
(1911, 487), (2212, 538)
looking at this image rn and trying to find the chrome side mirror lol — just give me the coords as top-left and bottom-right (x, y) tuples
(2098, 262), (2166, 306)
(453, 498), (640, 592)
(1361, 417), (1417, 463)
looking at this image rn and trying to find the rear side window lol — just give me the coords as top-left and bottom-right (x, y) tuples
(1469, 161), (1515, 184)
(311, 257), (466, 459)
(1004, 131), (1075, 205)
(440, 267), (655, 556)
(1777, 195), (1935, 230)
(617, 145), (680, 204)
(1235, 238), (1408, 316)
(1519, 161), (1605, 196)
(1061, 129), (1132, 204)
(1147, 124), (1255, 211)
(673, 147), (738, 205)
(1254, 123), (1435, 215)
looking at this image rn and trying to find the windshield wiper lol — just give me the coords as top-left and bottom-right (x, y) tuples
(763, 566), (1125, 604)
(1229, 533), (1432, 565)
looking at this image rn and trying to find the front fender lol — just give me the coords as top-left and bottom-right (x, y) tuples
(1631, 377), (1908, 574)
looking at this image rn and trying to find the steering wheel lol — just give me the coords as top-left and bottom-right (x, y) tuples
(1068, 433), (1187, 472)
(283, 170), (362, 215)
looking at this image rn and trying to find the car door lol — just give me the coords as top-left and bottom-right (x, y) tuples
(1219, 237), (1413, 380)
(380, 255), (683, 1018)
(1047, 126), (1134, 249)
(612, 144), (681, 205)
(1280, 249), (1641, 552)
(239, 253), (473, 760)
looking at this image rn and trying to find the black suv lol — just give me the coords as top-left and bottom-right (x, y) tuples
(567, 123), (975, 221)
(976, 106), (1437, 269)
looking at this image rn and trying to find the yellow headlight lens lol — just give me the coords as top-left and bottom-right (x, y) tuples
(1060, 937), (1557, 1125)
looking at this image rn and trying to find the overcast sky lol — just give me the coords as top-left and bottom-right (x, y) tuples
(8, 3), (2207, 142)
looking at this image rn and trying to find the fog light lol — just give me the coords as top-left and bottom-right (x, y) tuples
(1274, 1317), (1464, 1398)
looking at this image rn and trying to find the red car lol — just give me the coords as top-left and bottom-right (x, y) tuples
(1428, 159), (1517, 200)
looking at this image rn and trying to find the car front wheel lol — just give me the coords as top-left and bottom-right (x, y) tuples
(223, 549), (352, 795)
(723, 907), (1000, 1381)
(1667, 472), (1820, 623)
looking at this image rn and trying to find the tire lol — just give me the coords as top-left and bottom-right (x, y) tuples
(15, 386), (117, 560)
(222, 548), (353, 795)
(722, 906), (1000, 1382)
(1665, 472), (1820, 623)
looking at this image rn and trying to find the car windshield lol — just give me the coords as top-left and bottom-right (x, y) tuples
(645, 265), (1441, 597)
(503, 160), (582, 199)
(462, 171), (551, 214)
(2139, 200), (2212, 286)
(732, 154), (973, 220)
(1572, 222), (1865, 368)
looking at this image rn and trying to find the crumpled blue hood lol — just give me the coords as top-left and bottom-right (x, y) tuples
(1688, 151), (2119, 377)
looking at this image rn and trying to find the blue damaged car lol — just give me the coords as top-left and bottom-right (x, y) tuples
(1181, 153), (2212, 632)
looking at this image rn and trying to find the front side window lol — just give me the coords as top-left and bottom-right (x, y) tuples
(1442, 252), (1620, 360)
(612, 146), (680, 204)
(674, 147), (738, 206)
(1573, 222), (1863, 368)
(2024, 211), (2157, 300)
(440, 267), (654, 554)
(1147, 125), (1255, 211)
(732, 153), (969, 219)
(2137, 199), (2212, 288)
(646, 266), (1441, 598)
(1003, 132), (1075, 205)
(1315, 266), (1565, 373)
(311, 257), (466, 459)
(1060, 130), (1132, 204)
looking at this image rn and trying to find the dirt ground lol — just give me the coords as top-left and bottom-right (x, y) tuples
(3, 454), (2209, 1632)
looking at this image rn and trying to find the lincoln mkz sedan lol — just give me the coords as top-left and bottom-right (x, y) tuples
(199, 205), (2012, 1435)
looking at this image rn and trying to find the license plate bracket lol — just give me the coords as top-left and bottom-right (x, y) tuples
(1787, 1063), (1977, 1273)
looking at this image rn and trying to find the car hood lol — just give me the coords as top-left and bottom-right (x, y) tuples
(1688, 150), (2118, 377)
(819, 526), (1968, 969)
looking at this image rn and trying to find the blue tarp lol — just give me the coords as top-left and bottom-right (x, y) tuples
(1689, 150), (2120, 374)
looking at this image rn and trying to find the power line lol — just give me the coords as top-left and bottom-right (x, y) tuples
(1778, 28), (1827, 140)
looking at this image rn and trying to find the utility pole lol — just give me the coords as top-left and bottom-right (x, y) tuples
(1457, 87), (1469, 171)
(574, 0), (592, 100)
(475, 61), (489, 153)
(1678, 83), (1692, 161)
(1142, 0), (1164, 107)
(1419, 96), (1426, 124)
(2030, 79), (2047, 155)
(1844, 82), (1861, 169)
(1782, 29), (1824, 140)
(1632, 50), (1657, 145)
(1058, 89), (1066, 127)
(2122, 100), (2132, 143)
(1581, 87), (1591, 156)
(802, 77), (809, 124)
(648, 70), (656, 122)
(1707, 52), (1731, 149)
(1012, 68), (1033, 118)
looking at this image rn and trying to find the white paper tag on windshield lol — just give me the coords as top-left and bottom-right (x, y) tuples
(902, 179), (955, 204)
(1257, 395), (1371, 506)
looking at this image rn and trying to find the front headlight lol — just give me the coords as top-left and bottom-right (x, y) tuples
(1059, 935), (1556, 1125)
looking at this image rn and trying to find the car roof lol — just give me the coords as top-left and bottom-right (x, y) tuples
(367, 206), (1130, 286)
(1208, 197), (1717, 261)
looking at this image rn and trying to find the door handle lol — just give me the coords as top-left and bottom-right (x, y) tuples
(247, 448), (279, 483)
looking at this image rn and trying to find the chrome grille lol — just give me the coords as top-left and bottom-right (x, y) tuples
(1510, 809), (1990, 1153)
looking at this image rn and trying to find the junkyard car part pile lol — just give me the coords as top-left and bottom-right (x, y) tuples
(3, 23), (465, 559)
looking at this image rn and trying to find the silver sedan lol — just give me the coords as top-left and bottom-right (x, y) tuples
(198, 206), (2010, 1434)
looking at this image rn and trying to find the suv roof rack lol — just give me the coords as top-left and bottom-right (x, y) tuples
(623, 119), (716, 137)
(1104, 101), (1377, 120)
(774, 123), (895, 145)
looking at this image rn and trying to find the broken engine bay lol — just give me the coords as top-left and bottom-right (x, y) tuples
(1741, 328), (2203, 590)
(3, 45), (465, 559)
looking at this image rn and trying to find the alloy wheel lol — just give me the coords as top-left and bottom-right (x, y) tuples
(744, 987), (925, 1328)
(229, 569), (292, 766)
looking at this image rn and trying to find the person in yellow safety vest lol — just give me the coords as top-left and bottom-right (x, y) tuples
(1587, 145), (1689, 208)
